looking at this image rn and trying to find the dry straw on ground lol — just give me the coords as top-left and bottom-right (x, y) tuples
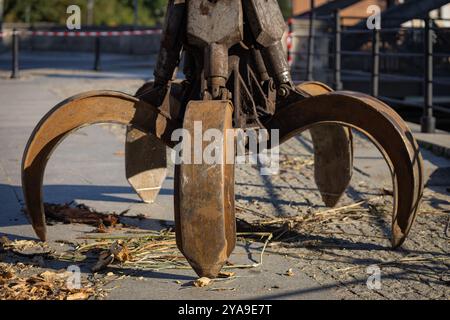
(2, 196), (448, 300)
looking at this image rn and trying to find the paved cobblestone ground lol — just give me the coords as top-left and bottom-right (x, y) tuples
(236, 135), (449, 300)
(1, 66), (448, 300)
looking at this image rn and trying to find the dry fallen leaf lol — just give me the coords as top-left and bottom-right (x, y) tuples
(44, 203), (119, 227)
(1, 262), (96, 300)
(0, 264), (15, 284)
(193, 277), (212, 288)
(0, 235), (10, 247)
(66, 292), (90, 301)
(96, 222), (109, 234)
(92, 240), (131, 272)
(218, 271), (235, 278)
(110, 240), (131, 263)
(40, 271), (58, 282)
(285, 269), (295, 277)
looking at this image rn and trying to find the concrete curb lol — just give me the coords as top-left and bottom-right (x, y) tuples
(416, 139), (450, 159)
(407, 122), (450, 159)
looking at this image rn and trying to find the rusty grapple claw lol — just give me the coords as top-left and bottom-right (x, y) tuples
(21, 0), (424, 278)
(126, 81), (353, 208)
(126, 80), (184, 203)
(175, 100), (236, 278)
(22, 91), (180, 241)
(296, 82), (354, 208)
(265, 91), (424, 248)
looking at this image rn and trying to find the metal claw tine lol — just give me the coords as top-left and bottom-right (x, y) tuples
(296, 82), (353, 208)
(266, 91), (423, 248)
(22, 91), (178, 241)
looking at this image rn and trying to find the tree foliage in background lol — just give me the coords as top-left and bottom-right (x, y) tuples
(3, 0), (167, 26)
(278, 0), (292, 18)
(4, 0), (86, 24)
(3, 0), (291, 26)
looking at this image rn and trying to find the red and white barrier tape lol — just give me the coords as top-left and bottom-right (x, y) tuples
(286, 18), (294, 67)
(0, 29), (162, 38)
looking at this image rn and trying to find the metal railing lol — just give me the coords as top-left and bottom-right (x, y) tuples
(289, 12), (450, 133)
(1, 28), (162, 78)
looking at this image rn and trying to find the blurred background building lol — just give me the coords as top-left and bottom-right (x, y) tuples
(291, 0), (450, 26)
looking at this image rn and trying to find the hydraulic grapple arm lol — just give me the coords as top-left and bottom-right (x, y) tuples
(21, 0), (424, 279)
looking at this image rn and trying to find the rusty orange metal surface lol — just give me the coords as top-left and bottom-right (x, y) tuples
(22, 91), (180, 241)
(297, 82), (353, 207)
(125, 81), (184, 203)
(175, 100), (236, 278)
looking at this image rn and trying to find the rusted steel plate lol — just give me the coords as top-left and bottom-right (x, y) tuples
(297, 82), (353, 207)
(175, 100), (236, 278)
(22, 91), (180, 241)
(125, 81), (183, 203)
(125, 130), (167, 204)
(266, 91), (424, 248)
(187, 0), (243, 48)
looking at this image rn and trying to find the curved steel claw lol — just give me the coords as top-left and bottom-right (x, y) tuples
(266, 91), (424, 248)
(296, 82), (353, 207)
(126, 130), (167, 204)
(175, 100), (236, 278)
(22, 91), (179, 241)
(125, 81), (183, 203)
